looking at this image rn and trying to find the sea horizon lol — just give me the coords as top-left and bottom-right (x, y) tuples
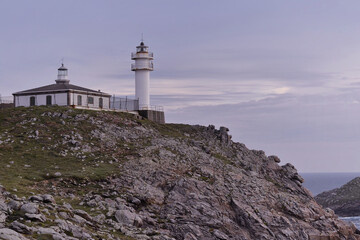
(301, 172), (360, 228)
(300, 172), (360, 196)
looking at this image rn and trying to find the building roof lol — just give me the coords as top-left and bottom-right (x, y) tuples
(13, 83), (111, 97)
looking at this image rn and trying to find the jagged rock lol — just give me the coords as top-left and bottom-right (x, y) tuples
(42, 194), (55, 204)
(73, 209), (92, 222)
(25, 213), (46, 222)
(36, 227), (65, 240)
(282, 163), (304, 185)
(127, 196), (141, 206)
(58, 211), (69, 219)
(115, 209), (142, 227)
(7, 200), (21, 211)
(93, 214), (105, 224)
(20, 203), (38, 214)
(213, 229), (228, 240)
(268, 155), (281, 163)
(216, 126), (232, 145)
(28, 195), (43, 202)
(10, 221), (32, 234)
(0, 228), (28, 240)
(0, 196), (8, 223)
(71, 214), (87, 225)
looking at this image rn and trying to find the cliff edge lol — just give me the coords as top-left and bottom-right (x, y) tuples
(0, 106), (358, 240)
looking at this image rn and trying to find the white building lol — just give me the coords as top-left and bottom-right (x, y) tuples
(13, 64), (111, 109)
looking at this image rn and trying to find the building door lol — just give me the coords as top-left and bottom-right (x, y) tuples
(99, 98), (103, 108)
(77, 95), (82, 106)
(46, 95), (52, 105)
(30, 96), (36, 106)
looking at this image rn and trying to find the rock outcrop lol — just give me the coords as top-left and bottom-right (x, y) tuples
(0, 106), (359, 239)
(316, 177), (360, 217)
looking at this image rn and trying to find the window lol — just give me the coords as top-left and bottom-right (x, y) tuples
(77, 95), (82, 106)
(99, 98), (103, 108)
(46, 95), (52, 106)
(87, 96), (94, 104)
(30, 96), (35, 106)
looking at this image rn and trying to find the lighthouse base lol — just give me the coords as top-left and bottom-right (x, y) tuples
(139, 110), (165, 124)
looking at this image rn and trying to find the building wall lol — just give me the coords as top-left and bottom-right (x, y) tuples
(69, 93), (110, 109)
(14, 92), (110, 109)
(15, 93), (68, 107)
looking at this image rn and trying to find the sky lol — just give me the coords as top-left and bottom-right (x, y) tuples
(1, 0), (360, 172)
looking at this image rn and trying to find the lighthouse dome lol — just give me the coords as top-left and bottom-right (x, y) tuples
(58, 64), (68, 71)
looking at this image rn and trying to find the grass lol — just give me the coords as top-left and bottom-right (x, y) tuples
(0, 106), (142, 196)
(212, 152), (234, 166)
(141, 120), (195, 139)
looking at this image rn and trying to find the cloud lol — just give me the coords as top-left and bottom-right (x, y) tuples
(161, 92), (360, 172)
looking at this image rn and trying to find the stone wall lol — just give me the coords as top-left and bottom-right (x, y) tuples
(138, 110), (165, 124)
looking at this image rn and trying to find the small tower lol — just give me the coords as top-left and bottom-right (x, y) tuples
(131, 41), (154, 109)
(55, 63), (70, 84)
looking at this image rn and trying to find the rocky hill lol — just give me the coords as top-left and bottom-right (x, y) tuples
(0, 106), (359, 240)
(316, 177), (360, 217)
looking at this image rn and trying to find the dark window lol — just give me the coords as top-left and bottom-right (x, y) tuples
(88, 97), (94, 104)
(77, 95), (82, 106)
(46, 95), (52, 106)
(30, 96), (35, 106)
(99, 98), (103, 108)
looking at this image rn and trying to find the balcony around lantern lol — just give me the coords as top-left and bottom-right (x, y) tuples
(131, 62), (154, 71)
(131, 52), (154, 60)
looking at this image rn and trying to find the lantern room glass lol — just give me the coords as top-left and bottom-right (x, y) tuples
(137, 46), (148, 53)
(58, 69), (67, 77)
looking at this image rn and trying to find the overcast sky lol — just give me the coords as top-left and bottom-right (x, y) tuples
(1, 1), (360, 172)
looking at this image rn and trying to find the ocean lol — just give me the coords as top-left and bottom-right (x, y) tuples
(301, 172), (360, 229)
(301, 172), (360, 196)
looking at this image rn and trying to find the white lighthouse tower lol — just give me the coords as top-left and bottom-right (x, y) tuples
(131, 41), (154, 109)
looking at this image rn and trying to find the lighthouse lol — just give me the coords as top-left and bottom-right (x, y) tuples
(55, 63), (70, 84)
(131, 41), (154, 109)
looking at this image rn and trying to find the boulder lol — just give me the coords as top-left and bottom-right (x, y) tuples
(115, 209), (142, 227)
(268, 155), (281, 163)
(0, 228), (28, 240)
(28, 195), (43, 202)
(25, 213), (46, 222)
(7, 200), (21, 211)
(10, 221), (32, 234)
(42, 194), (56, 204)
(20, 203), (38, 214)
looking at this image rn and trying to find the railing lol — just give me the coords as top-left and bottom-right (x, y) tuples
(131, 62), (154, 71)
(131, 52), (154, 59)
(110, 96), (139, 111)
(139, 105), (164, 112)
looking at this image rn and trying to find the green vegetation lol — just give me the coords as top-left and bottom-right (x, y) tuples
(142, 120), (194, 138)
(0, 106), (141, 196)
(212, 152), (234, 166)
